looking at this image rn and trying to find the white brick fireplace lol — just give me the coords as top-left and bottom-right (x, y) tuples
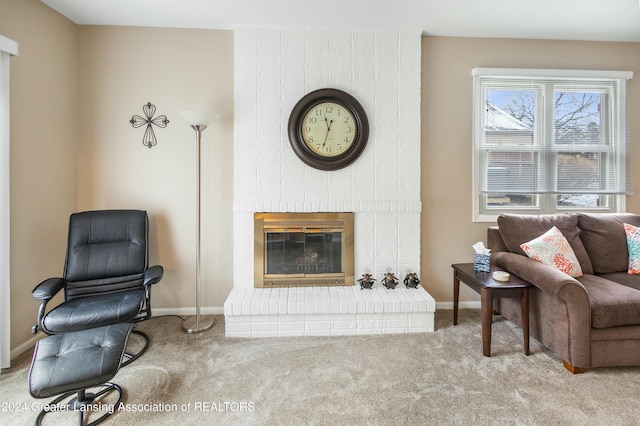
(224, 28), (435, 337)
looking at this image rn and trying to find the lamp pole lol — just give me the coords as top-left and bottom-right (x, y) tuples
(178, 111), (218, 334)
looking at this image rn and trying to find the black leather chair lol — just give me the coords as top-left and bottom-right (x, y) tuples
(31, 209), (163, 365)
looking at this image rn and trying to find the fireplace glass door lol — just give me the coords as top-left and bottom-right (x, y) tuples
(265, 230), (342, 275)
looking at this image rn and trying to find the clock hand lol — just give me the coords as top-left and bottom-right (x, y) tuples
(322, 119), (334, 147)
(322, 130), (330, 147)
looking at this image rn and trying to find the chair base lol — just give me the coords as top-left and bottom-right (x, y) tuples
(35, 382), (123, 426)
(121, 328), (150, 367)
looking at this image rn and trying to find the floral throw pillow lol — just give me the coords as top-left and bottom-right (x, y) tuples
(520, 226), (583, 277)
(624, 223), (640, 274)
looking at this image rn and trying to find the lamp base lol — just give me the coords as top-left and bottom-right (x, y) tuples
(182, 315), (214, 334)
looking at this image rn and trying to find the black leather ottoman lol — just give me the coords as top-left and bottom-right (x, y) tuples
(28, 323), (132, 425)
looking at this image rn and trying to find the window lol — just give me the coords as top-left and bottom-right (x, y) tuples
(472, 68), (633, 221)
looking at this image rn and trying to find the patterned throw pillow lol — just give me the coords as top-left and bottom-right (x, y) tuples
(624, 223), (640, 274)
(520, 226), (583, 277)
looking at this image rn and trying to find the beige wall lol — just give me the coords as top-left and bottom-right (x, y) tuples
(3, 1), (640, 355)
(0, 0), (79, 350)
(77, 26), (234, 313)
(1, 2), (234, 355)
(421, 37), (640, 303)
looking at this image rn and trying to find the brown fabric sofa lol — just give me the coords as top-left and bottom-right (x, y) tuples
(488, 212), (640, 373)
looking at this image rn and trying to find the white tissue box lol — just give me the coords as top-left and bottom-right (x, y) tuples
(474, 253), (491, 272)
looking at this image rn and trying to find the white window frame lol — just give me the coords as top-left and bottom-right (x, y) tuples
(472, 68), (633, 222)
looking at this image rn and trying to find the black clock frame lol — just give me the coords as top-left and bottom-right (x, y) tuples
(288, 88), (369, 171)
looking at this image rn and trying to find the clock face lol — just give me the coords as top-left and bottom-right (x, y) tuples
(288, 88), (369, 171)
(300, 101), (357, 158)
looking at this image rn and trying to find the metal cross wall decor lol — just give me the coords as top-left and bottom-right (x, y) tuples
(129, 102), (169, 148)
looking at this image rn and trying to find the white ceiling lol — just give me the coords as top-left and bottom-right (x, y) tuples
(41, 0), (640, 42)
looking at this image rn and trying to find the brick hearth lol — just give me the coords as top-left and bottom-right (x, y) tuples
(225, 286), (435, 337)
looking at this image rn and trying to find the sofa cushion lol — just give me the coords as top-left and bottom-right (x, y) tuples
(577, 213), (640, 274)
(578, 274), (640, 329)
(520, 226), (583, 277)
(597, 272), (640, 292)
(497, 213), (593, 274)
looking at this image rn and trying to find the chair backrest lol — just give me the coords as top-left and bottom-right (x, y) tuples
(64, 210), (149, 299)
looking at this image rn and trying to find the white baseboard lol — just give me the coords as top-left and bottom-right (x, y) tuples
(10, 333), (45, 361)
(7, 306), (226, 363)
(151, 306), (225, 317)
(8, 303), (473, 362)
(435, 301), (481, 310)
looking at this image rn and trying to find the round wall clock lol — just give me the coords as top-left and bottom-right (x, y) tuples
(288, 88), (369, 171)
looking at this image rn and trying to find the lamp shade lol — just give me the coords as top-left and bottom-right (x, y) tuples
(177, 110), (219, 127)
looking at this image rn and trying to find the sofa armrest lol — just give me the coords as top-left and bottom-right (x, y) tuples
(492, 251), (592, 368)
(492, 252), (584, 296)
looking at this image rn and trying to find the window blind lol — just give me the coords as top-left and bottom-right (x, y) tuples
(473, 69), (632, 198)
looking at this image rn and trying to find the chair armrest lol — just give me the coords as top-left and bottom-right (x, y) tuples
(31, 277), (64, 335)
(31, 278), (64, 301)
(144, 265), (164, 286)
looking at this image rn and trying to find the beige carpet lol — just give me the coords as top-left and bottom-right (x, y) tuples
(1, 309), (639, 425)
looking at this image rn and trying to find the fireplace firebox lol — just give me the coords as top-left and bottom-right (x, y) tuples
(254, 212), (354, 287)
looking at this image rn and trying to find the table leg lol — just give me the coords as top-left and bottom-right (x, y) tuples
(521, 287), (530, 356)
(453, 271), (460, 325)
(480, 287), (493, 357)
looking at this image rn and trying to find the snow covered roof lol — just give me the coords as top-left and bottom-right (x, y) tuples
(485, 102), (532, 132)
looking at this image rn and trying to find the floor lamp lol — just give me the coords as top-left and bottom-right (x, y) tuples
(178, 110), (219, 334)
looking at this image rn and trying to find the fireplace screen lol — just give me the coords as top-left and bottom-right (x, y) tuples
(266, 231), (342, 275)
(254, 213), (354, 287)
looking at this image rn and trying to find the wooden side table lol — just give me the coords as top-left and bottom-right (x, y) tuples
(452, 263), (531, 357)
